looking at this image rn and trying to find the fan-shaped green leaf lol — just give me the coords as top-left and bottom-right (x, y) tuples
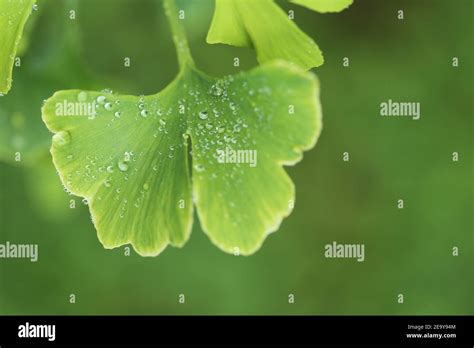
(42, 61), (321, 256)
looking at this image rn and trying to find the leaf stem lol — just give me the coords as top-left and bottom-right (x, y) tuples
(163, 0), (195, 69)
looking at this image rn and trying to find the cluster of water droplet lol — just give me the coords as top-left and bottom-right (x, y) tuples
(187, 75), (261, 181)
(49, 69), (281, 223)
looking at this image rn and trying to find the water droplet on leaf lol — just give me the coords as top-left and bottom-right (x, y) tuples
(194, 164), (205, 172)
(53, 131), (71, 146)
(77, 91), (87, 102)
(118, 161), (129, 172)
(199, 111), (208, 120)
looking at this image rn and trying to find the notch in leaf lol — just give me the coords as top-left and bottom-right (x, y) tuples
(41, 0), (322, 256)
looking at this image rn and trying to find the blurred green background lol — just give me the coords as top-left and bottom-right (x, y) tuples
(0, 0), (472, 315)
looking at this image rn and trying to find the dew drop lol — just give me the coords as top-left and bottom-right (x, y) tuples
(114, 111), (122, 118)
(143, 183), (149, 191)
(106, 165), (114, 173)
(53, 131), (71, 146)
(140, 110), (149, 118)
(210, 84), (223, 96)
(199, 111), (208, 120)
(105, 102), (113, 111)
(77, 91), (87, 102)
(97, 96), (106, 104)
(194, 164), (205, 172)
(118, 161), (129, 172)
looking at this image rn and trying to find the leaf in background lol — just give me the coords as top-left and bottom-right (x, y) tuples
(0, 0), (98, 164)
(25, 154), (76, 221)
(0, 0), (36, 94)
(0, 71), (54, 163)
(290, 0), (353, 13)
(42, 61), (321, 256)
(207, 0), (324, 70)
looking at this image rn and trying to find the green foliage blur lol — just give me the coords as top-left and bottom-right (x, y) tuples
(0, 0), (472, 314)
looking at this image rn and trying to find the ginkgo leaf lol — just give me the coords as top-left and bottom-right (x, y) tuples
(0, 0), (98, 164)
(192, 63), (321, 254)
(42, 61), (321, 256)
(290, 0), (353, 13)
(207, 0), (324, 70)
(0, 0), (36, 94)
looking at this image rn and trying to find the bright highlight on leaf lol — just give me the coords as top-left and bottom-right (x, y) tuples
(41, 0), (322, 256)
(0, 0), (36, 94)
(290, 0), (353, 13)
(207, 0), (324, 70)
